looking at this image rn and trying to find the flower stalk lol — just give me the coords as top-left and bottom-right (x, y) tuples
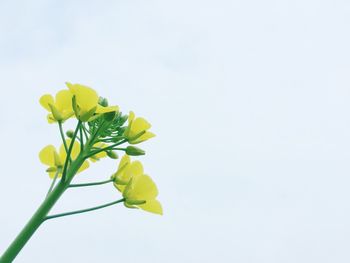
(1, 82), (161, 262)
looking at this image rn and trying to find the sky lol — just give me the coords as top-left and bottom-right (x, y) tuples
(1, 0), (350, 262)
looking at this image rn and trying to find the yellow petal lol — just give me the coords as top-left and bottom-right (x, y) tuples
(130, 132), (156, 144)
(59, 139), (81, 161)
(118, 155), (130, 171)
(40, 94), (54, 111)
(39, 145), (57, 166)
(90, 142), (108, 160)
(129, 117), (152, 138)
(68, 83), (99, 113)
(126, 161), (144, 177)
(47, 114), (56, 123)
(49, 171), (58, 179)
(55, 89), (73, 112)
(139, 200), (163, 215)
(118, 160), (143, 184)
(96, 105), (119, 114)
(77, 160), (90, 173)
(124, 174), (158, 201)
(128, 111), (135, 122)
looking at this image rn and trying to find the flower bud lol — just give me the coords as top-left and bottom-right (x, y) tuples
(66, 130), (74, 138)
(107, 150), (118, 159)
(99, 97), (109, 107)
(104, 111), (116, 122)
(125, 146), (145, 156)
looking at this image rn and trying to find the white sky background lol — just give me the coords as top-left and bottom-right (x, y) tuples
(1, 0), (350, 262)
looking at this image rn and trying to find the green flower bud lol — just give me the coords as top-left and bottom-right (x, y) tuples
(99, 97), (109, 107)
(107, 150), (118, 159)
(104, 111), (116, 122)
(125, 146), (145, 156)
(66, 130), (74, 138)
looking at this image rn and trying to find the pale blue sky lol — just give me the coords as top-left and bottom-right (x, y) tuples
(1, 0), (350, 262)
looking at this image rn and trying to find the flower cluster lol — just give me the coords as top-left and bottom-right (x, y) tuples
(39, 83), (162, 215)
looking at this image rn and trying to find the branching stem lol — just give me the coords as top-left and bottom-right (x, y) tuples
(45, 199), (125, 221)
(69, 179), (114, 188)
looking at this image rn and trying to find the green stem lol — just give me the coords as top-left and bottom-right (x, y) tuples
(61, 121), (81, 182)
(0, 155), (86, 262)
(79, 125), (84, 152)
(46, 171), (59, 197)
(45, 199), (125, 221)
(58, 121), (69, 153)
(69, 179), (114, 188)
(86, 139), (127, 159)
(81, 123), (90, 140)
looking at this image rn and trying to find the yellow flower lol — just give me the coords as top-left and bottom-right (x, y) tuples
(39, 90), (74, 123)
(112, 155), (162, 215)
(39, 139), (89, 178)
(123, 173), (163, 215)
(66, 82), (118, 121)
(124, 111), (155, 144)
(89, 142), (108, 162)
(112, 155), (134, 192)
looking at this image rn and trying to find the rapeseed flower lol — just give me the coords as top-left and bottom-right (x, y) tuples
(39, 90), (74, 123)
(124, 111), (155, 144)
(39, 139), (89, 178)
(66, 83), (118, 121)
(112, 155), (162, 215)
(123, 173), (163, 215)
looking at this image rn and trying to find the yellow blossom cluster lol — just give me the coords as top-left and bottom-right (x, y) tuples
(38, 83), (162, 215)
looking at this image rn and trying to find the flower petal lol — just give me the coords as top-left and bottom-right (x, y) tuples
(39, 94), (54, 111)
(96, 105), (119, 114)
(130, 132), (156, 144)
(39, 145), (57, 166)
(77, 160), (90, 173)
(55, 89), (73, 112)
(118, 155), (130, 171)
(139, 200), (163, 215)
(130, 117), (152, 138)
(68, 83), (99, 113)
(124, 174), (158, 201)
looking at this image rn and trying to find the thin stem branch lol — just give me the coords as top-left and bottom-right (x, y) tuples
(61, 121), (81, 182)
(82, 123), (89, 141)
(69, 179), (114, 188)
(79, 125), (84, 152)
(89, 120), (106, 145)
(46, 171), (59, 197)
(58, 121), (69, 153)
(45, 199), (125, 221)
(85, 139), (127, 159)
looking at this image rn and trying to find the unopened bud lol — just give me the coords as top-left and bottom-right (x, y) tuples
(125, 146), (145, 156)
(107, 150), (118, 159)
(66, 130), (74, 138)
(104, 111), (116, 122)
(99, 97), (108, 107)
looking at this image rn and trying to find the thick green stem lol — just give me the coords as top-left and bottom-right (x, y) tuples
(0, 154), (85, 262)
